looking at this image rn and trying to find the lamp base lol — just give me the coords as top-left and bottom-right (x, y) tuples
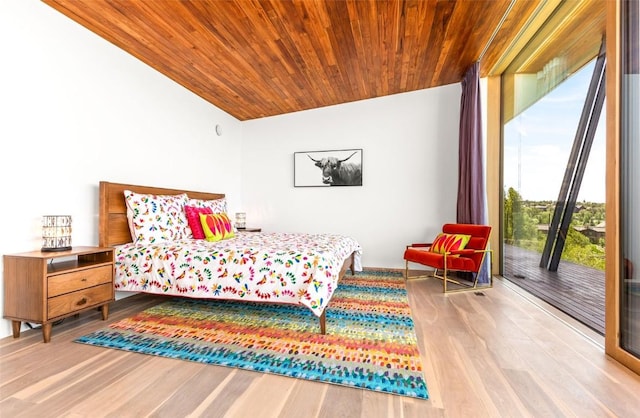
(41, 246), (72, 252)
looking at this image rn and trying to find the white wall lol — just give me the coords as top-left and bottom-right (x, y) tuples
(0, 1), (243, 339)
(241, 85), (461, 269)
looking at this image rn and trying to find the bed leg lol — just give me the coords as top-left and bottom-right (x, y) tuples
(320, 311), (326, 334)
(350, 252), (355, 276)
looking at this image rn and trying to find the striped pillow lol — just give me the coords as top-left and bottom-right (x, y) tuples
(429, 233), (471, 254)
(200, 212), (235, 242)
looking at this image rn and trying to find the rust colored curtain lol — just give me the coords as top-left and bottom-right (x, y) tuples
(457, 62), (489, 282)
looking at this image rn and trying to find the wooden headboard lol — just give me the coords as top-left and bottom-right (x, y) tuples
(99, 181), (226, 248)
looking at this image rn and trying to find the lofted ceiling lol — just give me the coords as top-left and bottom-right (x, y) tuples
(42, 0), (542, 121)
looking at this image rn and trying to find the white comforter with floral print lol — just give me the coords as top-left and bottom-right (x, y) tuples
(114, 232), (362, 316)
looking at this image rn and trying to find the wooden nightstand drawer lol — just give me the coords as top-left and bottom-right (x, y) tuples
(48, 265), (113, 297)
(48, 283), (113, 319)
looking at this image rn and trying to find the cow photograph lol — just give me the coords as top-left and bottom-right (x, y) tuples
(294, 149), (363, 187)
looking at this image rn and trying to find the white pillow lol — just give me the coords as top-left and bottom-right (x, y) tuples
(187, 197), (227, 214)
(124, 190), (189, 244)
(183, 198), (228, 238)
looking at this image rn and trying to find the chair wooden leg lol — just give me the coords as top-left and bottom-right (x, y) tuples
(430, 251), (495, 293)
(443, 265), (447, 292)
(433, 267), (482, 294)
(405, 260), (430, 280)
(406, 256), (493, 293)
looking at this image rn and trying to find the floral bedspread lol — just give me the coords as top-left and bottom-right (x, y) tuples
(114, 232), (363, 316)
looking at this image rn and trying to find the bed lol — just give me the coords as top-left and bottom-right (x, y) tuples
(98, 181), (362, 333)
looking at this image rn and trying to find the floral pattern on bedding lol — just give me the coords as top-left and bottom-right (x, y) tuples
(114, 232), (363, 316)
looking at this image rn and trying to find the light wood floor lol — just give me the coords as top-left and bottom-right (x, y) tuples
(1, 274), (640, 418)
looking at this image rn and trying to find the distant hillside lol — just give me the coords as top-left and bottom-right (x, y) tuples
(504, 189), (605, 270)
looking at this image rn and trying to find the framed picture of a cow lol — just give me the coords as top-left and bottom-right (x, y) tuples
(294, 149), (363, 187)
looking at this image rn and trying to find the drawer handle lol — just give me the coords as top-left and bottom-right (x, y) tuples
(81, 278), (87, 282)
(76, 298), (88, 306)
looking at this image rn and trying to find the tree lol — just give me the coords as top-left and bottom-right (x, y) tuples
(503, 195), (605, 271)
(561, 223), (605, 270)
(504, 187), (531, 245)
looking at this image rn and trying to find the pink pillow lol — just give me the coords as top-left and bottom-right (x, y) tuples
(184, 205), (213, 239)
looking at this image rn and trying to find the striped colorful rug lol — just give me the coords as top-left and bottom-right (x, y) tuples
(75, 271), (428, 399)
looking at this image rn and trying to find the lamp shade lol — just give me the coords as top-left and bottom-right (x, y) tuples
(235, 212), (246, 229)
(42, 215), (72, 252)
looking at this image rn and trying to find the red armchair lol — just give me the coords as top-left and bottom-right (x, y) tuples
(404, 223), (492, 293)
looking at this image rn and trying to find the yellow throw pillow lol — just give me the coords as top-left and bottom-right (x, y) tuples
(429, 233), (471, 254)
(200, 212), (236, 242)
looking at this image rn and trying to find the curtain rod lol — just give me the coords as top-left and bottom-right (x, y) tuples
(478, 0), (517, 63)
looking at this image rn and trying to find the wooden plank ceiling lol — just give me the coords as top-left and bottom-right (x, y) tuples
(42, 0), (540, 121)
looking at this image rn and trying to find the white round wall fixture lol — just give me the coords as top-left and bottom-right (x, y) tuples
(215, 124), (223, 136)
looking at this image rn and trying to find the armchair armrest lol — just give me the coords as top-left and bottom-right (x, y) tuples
(447, 248), (491, 256)
(406, 243), (432, 250)
(448, 249), (475, 256)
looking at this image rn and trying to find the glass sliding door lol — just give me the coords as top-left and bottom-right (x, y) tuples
(503, 60), (605, 263)
(499, 0), (607, 333)
(605, 0), (640, 375)
(619, 0), (640, 358)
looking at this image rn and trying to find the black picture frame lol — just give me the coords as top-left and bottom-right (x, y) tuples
(294, 149), (363, 187)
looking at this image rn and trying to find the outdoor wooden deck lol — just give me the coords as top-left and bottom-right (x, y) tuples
(503, 244), (605, 334)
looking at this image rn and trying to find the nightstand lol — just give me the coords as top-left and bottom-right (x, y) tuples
(238, 227), (262, 232)
(3, 246), (115, 343)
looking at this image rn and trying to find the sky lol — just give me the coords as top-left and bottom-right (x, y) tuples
(503, 60), (606, 203)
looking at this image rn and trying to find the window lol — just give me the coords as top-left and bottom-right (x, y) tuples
(499, 0), (606, 332)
